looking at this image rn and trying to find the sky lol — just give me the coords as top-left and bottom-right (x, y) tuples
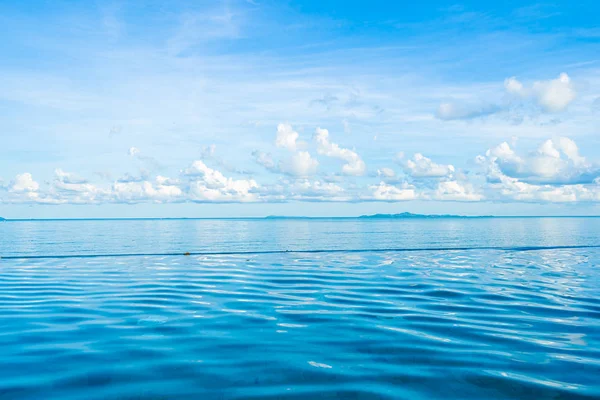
(1, 0), (600, 218)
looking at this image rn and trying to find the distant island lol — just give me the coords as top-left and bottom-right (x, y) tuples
(0, 217), (5, 222)
(264, 213), (492, 220)
(358, 212), (492, 219)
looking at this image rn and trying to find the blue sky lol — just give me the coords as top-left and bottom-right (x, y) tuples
(1, 0), (600, 217)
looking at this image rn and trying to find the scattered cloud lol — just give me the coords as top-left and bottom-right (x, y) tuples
(2, 135), (600, 205)
(368, 182), (417, 201)
(278, 151), (319, 177)
(184, 160), (259, 202)
(399, 153), (455, 178)
(505, 73), (577, 112)
(435, 72), (579, 121)
(254, 124), (319, 176)
(10, 173), (39, 193)
(314, 128), (366, 176)
(113, 179), (183, 203)
(477, 137), (599, 185)
(275, 123), (300, 152)
(431, 180), (483, 201)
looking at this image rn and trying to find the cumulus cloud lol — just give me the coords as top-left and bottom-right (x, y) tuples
(505, 73), (576, 112)
(504, 77), (524, 95)
(52, 169), (106, 204)
(435, 73), (578, 121)
(486, 175), (600, 203)
(253, 146), (318, 178)
(3, 135), (600, 206)
(368, 182), (417, 201)
(128, 147), (140, 157)
(431, 180), (482, 201)
(113, 178), (183, 203)
(275, 123), (299, 152)
(278, 151), (319, 177)
(399, 153), (455, 178)
(478, 137), (599, 185)
(314, 127), (366, 176)
(10, 173), (39, 192)
(184, 160), (259, 202)
(254, 124), (318, 177)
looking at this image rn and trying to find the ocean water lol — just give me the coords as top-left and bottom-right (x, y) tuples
(1, 218), (599, 399)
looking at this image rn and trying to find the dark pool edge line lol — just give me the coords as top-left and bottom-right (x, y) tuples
(2, 245), (599, 261)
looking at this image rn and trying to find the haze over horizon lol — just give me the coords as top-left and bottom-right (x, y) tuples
(2, 0), (600, 218)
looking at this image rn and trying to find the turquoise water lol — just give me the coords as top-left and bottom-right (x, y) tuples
(1, 218), (599, 399)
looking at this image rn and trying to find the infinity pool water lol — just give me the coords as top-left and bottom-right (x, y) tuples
(1, 218), (599, 399)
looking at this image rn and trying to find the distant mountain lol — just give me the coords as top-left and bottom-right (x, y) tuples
(264, 213), (492, 219)
(0, 217), (6, 221)
(359, 212), (490, 219)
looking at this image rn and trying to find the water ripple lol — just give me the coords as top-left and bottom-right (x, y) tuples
(1, 248), (599, 399)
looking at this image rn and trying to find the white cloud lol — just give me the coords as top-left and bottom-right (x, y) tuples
(278, 151), (319, 177)
(52, 169), (106, 202)
(3, 135), (600, 206)
(10, 173), (39, 192)
(505, 73), (576, 112)
(400, 153), (455, 178)
(436, 73), (579, 122)
(128, 147), (141, 156)
(479, 137), (599, 184)
(254, 124), (319, 177)
(275, 123), (299, 152)
(533, 73), (576, 112)
(314, 127), (366, 176)
(504, 77), (524, 95)
(377, 168), (396, 178)
(113, 179), (183, 203)
(487, 175), (600, 203)
(184, 160), (259, 202)
(368, 182), (417, 201)
(431, 180), (483, 201)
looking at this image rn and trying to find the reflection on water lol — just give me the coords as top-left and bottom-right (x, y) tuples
(0, 217), (598, 257)
(1, 247), (599, 399)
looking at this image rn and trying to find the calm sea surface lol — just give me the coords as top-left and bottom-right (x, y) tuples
(1, 218), (599, 399)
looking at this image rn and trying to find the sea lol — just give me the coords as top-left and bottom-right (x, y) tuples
(0, 217), (599, 399)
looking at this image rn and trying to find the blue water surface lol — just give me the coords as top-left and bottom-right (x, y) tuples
(0, 218), (599, 399)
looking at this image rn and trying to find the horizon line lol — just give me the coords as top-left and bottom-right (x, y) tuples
(2, 215), (600, 221)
